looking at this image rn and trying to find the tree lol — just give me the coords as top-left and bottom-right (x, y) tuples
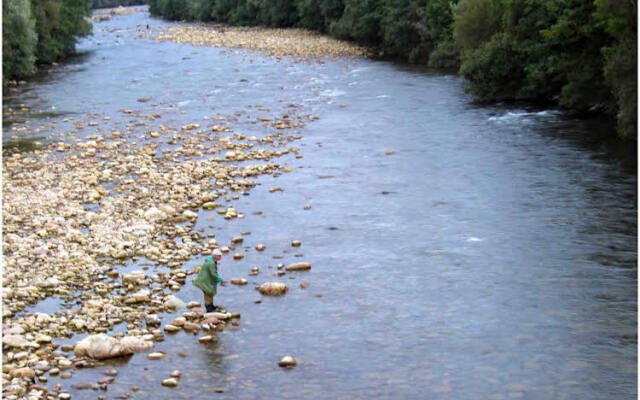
(3, 0), (38, 82)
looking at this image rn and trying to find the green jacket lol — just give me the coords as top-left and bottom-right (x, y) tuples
(193, 256), (222, 296)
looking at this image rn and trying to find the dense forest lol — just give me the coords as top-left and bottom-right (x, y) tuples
(147, 0), (637, 138)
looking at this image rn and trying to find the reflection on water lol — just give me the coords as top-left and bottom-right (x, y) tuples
(3, 7), (636, 400)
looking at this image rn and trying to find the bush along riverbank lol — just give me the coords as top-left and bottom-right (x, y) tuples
(2, 0), (92, 87)
(148, 0), (636, 139)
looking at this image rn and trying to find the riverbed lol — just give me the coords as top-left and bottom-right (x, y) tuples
(2, 7), (637, 400)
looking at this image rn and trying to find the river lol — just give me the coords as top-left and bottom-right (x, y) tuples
(2, 7), (637, 400)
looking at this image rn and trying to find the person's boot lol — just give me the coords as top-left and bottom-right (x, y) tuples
(205, 304), (215, 313)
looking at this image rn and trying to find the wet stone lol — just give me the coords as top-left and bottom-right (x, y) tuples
(162, 378), (178, 387)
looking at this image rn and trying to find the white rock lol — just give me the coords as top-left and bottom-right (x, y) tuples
(120, 336), (154, 352)
(257, 282), (288, 296)
(204, 312), (231, 320)
(144, 207), (167, 221)
(163, 295), (185, 310)
(162, 378), (178, 387)
(73, 334), (134, 360)
(278, 356), (297, 367)
(131, 289), (151, 302)
(146, 352), (166, 360)
(123, 270), (146, 285)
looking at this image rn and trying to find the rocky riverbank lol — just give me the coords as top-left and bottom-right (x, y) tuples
(2, 106), (313, 399)
(154, 24), (369, 60)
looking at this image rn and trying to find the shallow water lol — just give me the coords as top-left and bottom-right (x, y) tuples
(3, 8), (636, 400)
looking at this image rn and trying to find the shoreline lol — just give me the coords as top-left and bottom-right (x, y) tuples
(2, 100), (313, 398)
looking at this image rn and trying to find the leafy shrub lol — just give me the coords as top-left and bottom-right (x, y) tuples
(3, 0), (38, 82)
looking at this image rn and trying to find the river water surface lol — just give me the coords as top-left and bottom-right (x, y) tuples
(3, 8), (637, 400)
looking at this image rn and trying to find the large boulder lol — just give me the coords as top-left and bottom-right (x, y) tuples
(257, 282), (288, 296)
(74, 334), (134, 360)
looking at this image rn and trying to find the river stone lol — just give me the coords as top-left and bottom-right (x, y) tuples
(61, 344), (74, 352)
(147, 352), (166, 360)
(163, 295), (185, 310)
(255, 244), (265, 251)
(205, 312), (231, 320)
(183, 210), (198, 220)
(186, 301), (200, 308)
(58, 393), (71, 400)
(120, 336), (154, 352)
(285, 262), (311, 271)
(231, 236), (243, 244)
(278, 356), (297, 368)
(183, 322), (200, 332)
(10, 367), (35, 379)
(164, 324), (180, 333)
(131, 289), (151, 303)
(3, 334), (34, 349)
(122, 271), (146, 285)
(71, 383), (93, 390)
(291, 240), (301, 247)
(98, 377), (115, 384)
(161, 378), (178, 387)
(170, 317), (186, 326)
(233, 253), (244, 260)
(190, 307), (205, 318)
(230, 278), (248, 285)
(198, 335), (214, 343)
(145, 314), (161, 327)
(74, 334), (134, 360)
(61, 371), (73, 379)
(257, 282), (288, 295)
(170, 370), (181, 378)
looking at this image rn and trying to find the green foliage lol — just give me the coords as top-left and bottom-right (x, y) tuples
(380, 0), (430, 61)
(31, 0), (92, 64)
(3, 0), (38, 82)
(295, 0), (344, 32)
(425, 0), (457, 43)
(453, 0), (502, 53)
(428, 39), (459, 68)
(3, 0), (91, 84)
(595, 0), (637, 138)
(330, 0), (383, 45)
(459, 33), (525, 99)
(91, 0), (145, 9)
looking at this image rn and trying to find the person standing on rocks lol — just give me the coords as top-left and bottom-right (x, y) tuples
(193, 248), (227, 312)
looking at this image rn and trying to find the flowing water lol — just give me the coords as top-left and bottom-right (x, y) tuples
(3, 8), (637, 400)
